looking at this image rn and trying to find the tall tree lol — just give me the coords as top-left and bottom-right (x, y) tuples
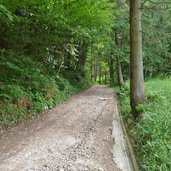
(130, 0), (145, 117)
(115, 30), (124, 86)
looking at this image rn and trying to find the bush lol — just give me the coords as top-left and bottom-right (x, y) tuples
(63, 70), (92, 90)
(0, 51), (90, 128)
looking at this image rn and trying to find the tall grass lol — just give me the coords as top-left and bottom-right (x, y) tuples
(118, 78), (171, 170)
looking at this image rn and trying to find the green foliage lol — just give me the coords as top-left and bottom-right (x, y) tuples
(0, 4), (14, 26)
(142, 5), (171, 78)
(117, 78), (171, 170)
(0, 0), (117, 85)
(0, 0), (111, 128)
(62, 70), (92, 89)
(0, 50), (90, 128)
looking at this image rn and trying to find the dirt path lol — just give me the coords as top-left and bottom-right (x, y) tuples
(0, 86), (132, 171)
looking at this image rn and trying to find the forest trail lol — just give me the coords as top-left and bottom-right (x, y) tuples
(0, 86), (132, 171)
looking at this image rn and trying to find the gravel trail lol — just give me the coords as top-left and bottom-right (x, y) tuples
(0, 86), (131, 171)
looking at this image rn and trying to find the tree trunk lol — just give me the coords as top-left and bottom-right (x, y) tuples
(99, 64), (102, 84)
(109, 57), (115, 86)
(77, 40), (89, 76)
(105, 72), (107, 85)
(0, 27), (6, 49)
(94, 58), (97, 82)
(115, 29), (124, 86)
(130, 0), (145, 118)
(90, 59), (93, 81)
(118, 62), (124, 86)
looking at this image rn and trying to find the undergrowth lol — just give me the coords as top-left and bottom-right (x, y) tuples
(117, 78), (171, 171)
(0, 51), (91, 129)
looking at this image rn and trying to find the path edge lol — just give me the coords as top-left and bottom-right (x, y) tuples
(116, 100), (140, 171)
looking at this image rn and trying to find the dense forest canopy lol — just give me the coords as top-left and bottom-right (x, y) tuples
(0, 0), (170, 82)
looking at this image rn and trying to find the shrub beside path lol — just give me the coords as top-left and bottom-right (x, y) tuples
(0, 86), (133, 171)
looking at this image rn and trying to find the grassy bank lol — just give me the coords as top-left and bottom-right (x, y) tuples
(0, 52), (91, 129)
(117, 78), (171, 170)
